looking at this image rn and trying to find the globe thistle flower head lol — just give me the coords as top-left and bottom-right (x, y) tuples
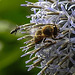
(11, 0), (75, 75)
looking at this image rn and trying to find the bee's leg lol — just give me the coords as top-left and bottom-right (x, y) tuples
(43, 38), (46, 43)
(53, 36), (65, 40)
(43, 38), (56, 44)
(43, 40), (54, 43)
(52, 34), (65, 40)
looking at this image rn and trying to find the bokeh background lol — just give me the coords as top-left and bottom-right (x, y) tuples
(0, 0), (40, 75)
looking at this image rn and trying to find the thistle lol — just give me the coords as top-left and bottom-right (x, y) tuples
(11, 0), (75, 75)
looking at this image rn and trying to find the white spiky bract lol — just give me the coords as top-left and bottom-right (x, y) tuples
(18, 0), (75, 75)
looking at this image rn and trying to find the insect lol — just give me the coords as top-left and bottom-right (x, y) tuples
(33, 25), (59, 44)
(30, 24), (69, 45)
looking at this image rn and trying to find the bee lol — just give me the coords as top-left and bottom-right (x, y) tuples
(33, 25), (59, 44)
(33, 24), (69, 44)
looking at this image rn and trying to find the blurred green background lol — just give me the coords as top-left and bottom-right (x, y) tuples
(0, 0), (40, 75)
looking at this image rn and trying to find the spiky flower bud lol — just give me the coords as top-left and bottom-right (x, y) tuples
(11, 0), (75, 75)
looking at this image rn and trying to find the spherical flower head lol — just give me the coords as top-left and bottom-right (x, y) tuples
(11, 0), (75, 75)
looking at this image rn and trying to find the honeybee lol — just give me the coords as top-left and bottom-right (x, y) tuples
(33, 25), (59, 44)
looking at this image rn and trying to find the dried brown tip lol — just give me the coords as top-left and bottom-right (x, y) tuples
(38, 56), (58, 75)
(54, 71), (59, 75)
(60, 18), (68, 20)
(47, 12), (59, 15)
(22, 23), (35, 27)
(10, 26), (20, 34)
(26, 56), (38, 64)
(61, 30), (69, 34)
(32, 58), (43, 67)
(58, 55), (69, 66)
(26, 5), (42, 8)
(47, 0), (54, 3)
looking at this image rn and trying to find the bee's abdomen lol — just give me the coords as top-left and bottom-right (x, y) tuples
(34, 30), (43, 44)
(34, 36), (43, 44)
